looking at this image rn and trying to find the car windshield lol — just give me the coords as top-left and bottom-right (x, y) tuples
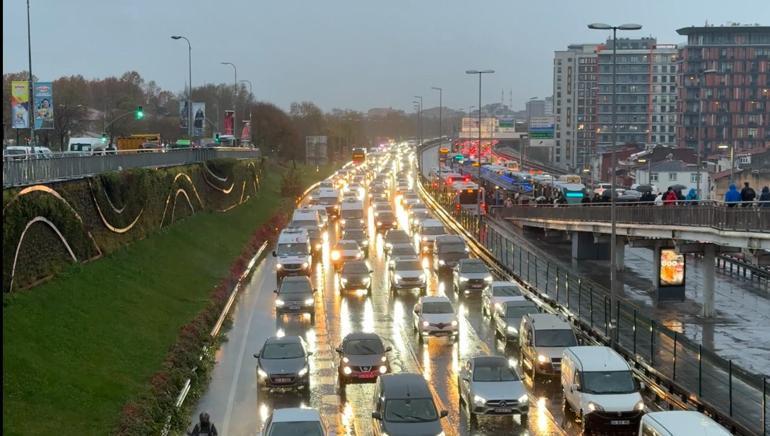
(318, 197), (338, 205)
(338, 241), (358, 250)
(387, 233), (410, 243)
(293, 219), (317, 228)
(268, 421), (324, 436)
(392, 246), (416, 255)
(581, 370), (637, 395)
(343, 338), (384, 355)
(439, 242), (466, 254)
(473, 363), (519, 382)
(396, 260), (422, 271)
(344, 230), (365, 240)
(535, 329), (577, 347)
(384, 398), (438, 423)
(342, 262), (369, 274)
(261, 342), (305, 359)
(378, 212), (395, 220)
(280, 280), (312, 293)
(422, 301), (453, 314)
(277, 243), (309, 256)
(341, 210), (362, 219)
(422, 226), (444, 235)
(460, 262), (487, 273)
(493, 286), (519, 297)
(506, 304), (537, 319)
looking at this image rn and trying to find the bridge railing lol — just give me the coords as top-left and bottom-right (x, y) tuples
(494, 203), (770, 233)
(2, 147), (261, 188)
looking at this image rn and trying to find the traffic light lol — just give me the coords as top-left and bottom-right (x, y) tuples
(101, 133), (107, 144)
(214, 133), (220, 144)
(135, 106), (144, 120)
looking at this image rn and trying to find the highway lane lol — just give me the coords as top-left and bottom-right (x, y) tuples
(191, 156), (570, 435)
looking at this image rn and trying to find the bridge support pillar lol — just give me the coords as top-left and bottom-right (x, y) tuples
(702, 244), (716, 318)
(571, 232), (610, 260)
(614, 237), (626, 273)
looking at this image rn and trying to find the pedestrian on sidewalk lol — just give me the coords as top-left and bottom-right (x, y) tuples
(685, 188), (698, 206)
(724, 184), (741, 207)
(663, 187), (678, 206)
(740, 182), (756, 207)
(759, 186), (770, 208)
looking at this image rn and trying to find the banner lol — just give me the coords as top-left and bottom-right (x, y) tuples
(179, 101), (189, 129)
(223, 110), (234, 136)
(240, 120), (251, 144)
(192, 102), (205, 137)
(11, 81), (30, 129)
(33, 82), (54, 129)
(659, 248), (686, 287)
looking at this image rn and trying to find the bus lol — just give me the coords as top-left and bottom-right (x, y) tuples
(558, 174), (583, 184)
(554, 182), (586, 204)
(352, 147), (367, 165)
(451, 181), (485, 216)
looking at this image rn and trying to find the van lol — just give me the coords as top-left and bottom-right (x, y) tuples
(314, 188), (341, 218)
(371, 373), (448, 435)
(68, 137), (108, 154)
(561, 346), (645, 434)
(339, 198), (365, 229)
(273, 227), (312, 285)
(3, 145), (53, 159)
(291, 209), (323, 257)
(638, 411), (730, 436)
(518, 313), (578, 380)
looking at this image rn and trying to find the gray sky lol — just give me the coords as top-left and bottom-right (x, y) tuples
(3, 0), (766, 112)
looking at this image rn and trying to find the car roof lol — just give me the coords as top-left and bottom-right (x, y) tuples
(265, 335), (303, 345)
(565, 346), (629, 371)
(459, 258), (484, 265)
(394, 256), (420, 263)
(270, 407), (322, 423)
(491, 281), (519, 287)
(282, 276), (312, 285)
(436, 234), (463, 242)
(502, 297), (533, 307)
(526, 313), (571, 330)
(422, 219), (443, 226)
(471, 355), (509, 366)
(642, 411), (730, 435)
(420, 295), (451, 303)
(379, 373), (432, 398)
(343, 332), (383, 342)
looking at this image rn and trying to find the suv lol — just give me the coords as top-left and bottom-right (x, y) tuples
(254, 335), (312, 391)
(418, 219), (446, 254)
(336, 332), (392, 386)
(452, 258), (493, 296)
(519, 313), (578, 381)
(273, 228), (312, 285)
(371, 373), (448, 436)
(433, 235), (468, 273)
(493, 298), (539, 341)
(274, 276), (317, 322)
(389, 256), (426, 295)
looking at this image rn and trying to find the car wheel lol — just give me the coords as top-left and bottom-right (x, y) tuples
(469, 411), (478, 427)
(530, 363), (537, 383)
(310, 313), (316, 323)
(519, 413), (528, 426)
(482, 304), (487, 316)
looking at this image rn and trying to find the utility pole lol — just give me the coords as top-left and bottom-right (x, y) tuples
(26, 0), (35, 151)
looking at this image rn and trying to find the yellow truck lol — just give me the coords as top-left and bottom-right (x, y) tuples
(116, 134), (161, 151)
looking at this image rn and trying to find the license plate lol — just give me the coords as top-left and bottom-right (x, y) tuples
(288, 305), (300, 310)
(611, 420), (630, 426)
(494, 408), (512, 414)
(358, 372), (377, 379)
(471, 284), (483, 288)
(433, 331), (450, 336)
(275, 378), (292, 383)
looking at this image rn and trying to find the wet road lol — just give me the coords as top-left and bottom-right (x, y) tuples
(192, 159), (579, 435)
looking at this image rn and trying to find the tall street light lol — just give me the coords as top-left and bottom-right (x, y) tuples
(171, 35), (193, 139)
(466, 69), (494, 216)
(414, 95), (423, 145)
(26, 0), (35, 151)
(588, 22), (641, 343)
(431, 86), (443, 141)
(412, 100), (422, 147)
(692, 69), (718, 200)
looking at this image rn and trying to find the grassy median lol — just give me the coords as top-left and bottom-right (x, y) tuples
(2, 163), (334, 435)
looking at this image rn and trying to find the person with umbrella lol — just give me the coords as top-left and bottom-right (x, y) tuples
(685, 188), (698, 206)
(663, 187), (678, 206)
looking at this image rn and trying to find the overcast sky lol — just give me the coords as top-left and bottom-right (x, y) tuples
(3, 0), (765, 112)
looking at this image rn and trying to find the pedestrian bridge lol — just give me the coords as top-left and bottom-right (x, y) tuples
(494, 204), (770, 250)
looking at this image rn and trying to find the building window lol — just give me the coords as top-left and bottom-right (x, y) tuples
(650, 173), (658, 182)
(690, 173), (699, 183)
(669, 173), (677, 181)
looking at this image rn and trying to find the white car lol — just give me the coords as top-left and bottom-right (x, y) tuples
(482, 281), (523, 317)
(459, 356), (529, 425)
(413, 296), (458, 342)
(389, 256), (427, 295)
(331, 240), (364, 271)
(262, 407), (327, 435)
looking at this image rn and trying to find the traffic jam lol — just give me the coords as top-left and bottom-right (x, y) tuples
(253, 143), (731, 436)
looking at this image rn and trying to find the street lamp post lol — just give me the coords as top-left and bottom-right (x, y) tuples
(414, 95), (423, 146)
(431, 87), (443, 141)
(466, 69), (494, 217)
(718, 144), (735, 185)
(171, 36), (193, 139)
(588, 22), (642, 345)
(26, 0), (35, 151)
(694, 69), (718, 200)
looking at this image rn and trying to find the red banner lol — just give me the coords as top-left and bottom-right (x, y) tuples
(224, 110), (234, 135)
(240, 120), (251, 143)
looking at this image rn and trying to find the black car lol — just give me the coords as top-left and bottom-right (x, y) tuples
(336, 332), (392, 386)
(254, 335), (312, 391)
(383, 229), (412, 256)
(371, 373), (448, 436)
(275, 276), (317, 322)
(338, 260), (373, 295)
(375, 211), (397, 233)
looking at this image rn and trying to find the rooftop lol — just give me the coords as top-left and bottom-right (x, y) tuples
(677, 24), (770, 35)
(566, 346), (629, 370)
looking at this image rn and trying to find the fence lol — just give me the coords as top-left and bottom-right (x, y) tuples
(3, 147), (261, 188)
(496, 203), (770, 233)
(423, 181), (769, 436)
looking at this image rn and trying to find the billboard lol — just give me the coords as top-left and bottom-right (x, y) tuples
(529, 116), (555, 139)
(223, 110), (235, 136)
(498, 117), (515, 130)
(240, 120), (251, 145)
(305, 136), (328, 165)
(11, 81), (30, 129)
(659, 248), (685, 287)
(33, 82), (54, 129)
(179, 101), (189, 129)
(192, 102), (205, 136)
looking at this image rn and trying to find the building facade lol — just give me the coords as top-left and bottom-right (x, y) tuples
(676, 25), (770, 154)
(525, 99), (546, 120)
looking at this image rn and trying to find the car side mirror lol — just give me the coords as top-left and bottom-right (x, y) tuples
(462, 376), (470, 382)
(414, 307), (420, 314)
(440, 410), (449, 418)
(335, 347), (342, 353)
(372, 411), (382, 420)
(369, 270), (374, 274)
(272, 251), (277, 257)
(313, 288), (318, 293)
(639, 382), (646, 391)
(385, 346), (392, 352)
(273, 289), (279, 294)
(571, 383), (580, 393)
(307, 351), (314, 356)
(253, 352), (260, 359)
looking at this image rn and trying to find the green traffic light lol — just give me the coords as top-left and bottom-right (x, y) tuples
(101, 134), (107, 144)
(135, 106), (144, 120)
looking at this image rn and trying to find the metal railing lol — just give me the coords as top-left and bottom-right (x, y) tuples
(423, 181), (768, 436)
(495, 203), (770, 233)
(3, 147), (261, 188)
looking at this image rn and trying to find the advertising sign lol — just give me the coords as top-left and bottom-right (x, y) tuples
(529, 116), (555, 139)
(11, 81), (30, 129)
(659, 248), (685, 287)
(179, 101), (189, 129)
(498, 117), (515, 129)
(33, 82), (54, 129)
(240, 120), (251, 145)
(192, 102), (205, 136)
(305, 135), (328, 165)
(223, 110), (235, 136)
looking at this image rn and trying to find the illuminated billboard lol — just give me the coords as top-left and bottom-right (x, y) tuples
(659, 248), (685, 287)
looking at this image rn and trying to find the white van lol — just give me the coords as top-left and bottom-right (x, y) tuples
(519, 313), (578, 380)
(339, 198), (365, 229)
(273, 227), (312, 284)
(638, 411), (730, 436)
(68, 137), (108, 154)
(561, 346), (645, 433)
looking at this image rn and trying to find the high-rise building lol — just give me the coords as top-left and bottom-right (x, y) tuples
(596, 37), (679, 151)
(544, 96), (554, 115)
(553, 43), (599, 170)
(525, 98), (546, 120)
(676, 25), (770, 154)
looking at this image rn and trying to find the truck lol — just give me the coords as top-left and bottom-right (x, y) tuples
(116, 133), (162, 151)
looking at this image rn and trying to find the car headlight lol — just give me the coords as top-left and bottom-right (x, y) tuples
(276, 263), (283, 270)
(438, 260), (445, 265)
(451, 320), (458, 326)
(340, 219), (346, 225)
(437, 432), (445, 436)
(257, 368), (268, 379)
(393, 274), (403, 282)
(418, 273), (426, 282)
(343, 366), (352, 375)
(379, 365), (388, 373)
(301, 262), (309, 269)
(459, 276), (469, 282)
(362, 277), (371, 285)
(473, 395), (486, 406)
(377, 221), (382, 226)
(518, 394), (529, 404)
(635, 400), (645, 411)
(304, 298), (314, 306)
(484, 276), (493, 282)
(315, 243), (322, 250)
(342, 356), (349, 363)
(587, 402), (604, 413)
(298, 366), (309, 377)
(276, 299), (285, 307)
(380, 355), (387, 362)
(537, 354), (547, 363)
(422, 321), (429, 327)
(507, 325), (517, 334)
(422, 236), (428, 241)
(340, 278), (348, 284)
(331, 251), (341, 261)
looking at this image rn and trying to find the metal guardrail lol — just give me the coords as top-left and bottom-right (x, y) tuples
(421, 181), (768, 436)
(3, 147), (261, 188)
(496, 203), (770, 233)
